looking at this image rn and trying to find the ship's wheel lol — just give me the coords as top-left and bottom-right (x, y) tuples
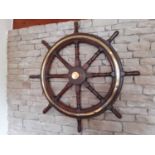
(30, 21), (140, 132)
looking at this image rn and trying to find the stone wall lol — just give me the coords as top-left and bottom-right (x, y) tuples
(7, 19), (155, 134)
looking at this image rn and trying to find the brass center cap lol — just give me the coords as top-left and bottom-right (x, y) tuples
(71, 72), (80, 80)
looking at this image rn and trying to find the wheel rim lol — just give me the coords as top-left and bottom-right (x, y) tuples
(41, 33), (123, 118)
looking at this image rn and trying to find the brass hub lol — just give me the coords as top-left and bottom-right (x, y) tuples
(69, 67), (86, 85)
(71, 72), (80, 80)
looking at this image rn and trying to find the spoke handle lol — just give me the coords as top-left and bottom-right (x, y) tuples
(74, 21), (79, 33)
(42, 40), (51, 49)
(108, 105), (122, 119)
(77, 119), (82, 132)
(43, 104), (52, 114)
(107, 31), (119, 43)
(124, 71), (140, 76)
(29, 75), (41, 79)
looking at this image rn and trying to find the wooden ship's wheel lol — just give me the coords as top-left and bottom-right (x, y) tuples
(30, 21), (140, 132)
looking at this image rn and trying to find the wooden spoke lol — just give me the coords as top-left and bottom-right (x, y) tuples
(46, 74), (68, 78)
(75, 41), (81, 66)
(55, 53), (72, 69)
(55, 82), (73, 101)
(83, 49), (102, 70)
(84, 81), (104, 100)
(75, 85), (81, 110)
(87, 72), (112, 78)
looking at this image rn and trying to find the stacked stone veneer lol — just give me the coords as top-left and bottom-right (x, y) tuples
(7, 19), (155, 134)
